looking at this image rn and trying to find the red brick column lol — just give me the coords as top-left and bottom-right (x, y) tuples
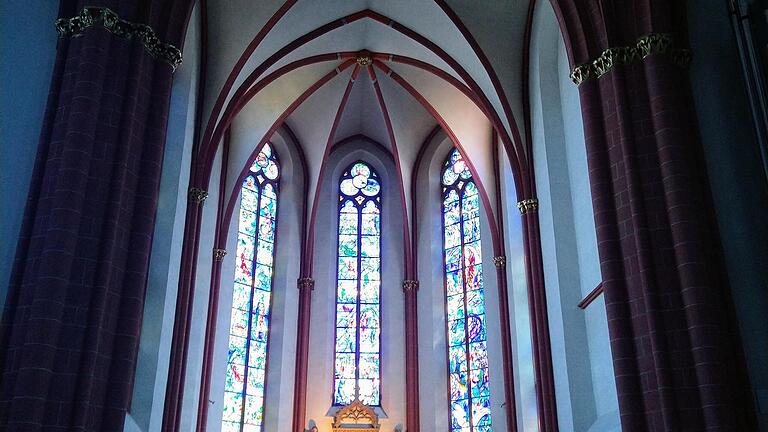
(550, 1), (756, 429)
(402, 280), (420, 432)
(292, 277), (315, 432)
(519, 200), (558, 431)
(0, 3), (192, 430)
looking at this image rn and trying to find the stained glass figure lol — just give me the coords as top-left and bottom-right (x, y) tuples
(334, 161), (382, 406)
(441, 148), (493, 431)
(222, 143), (280, 432)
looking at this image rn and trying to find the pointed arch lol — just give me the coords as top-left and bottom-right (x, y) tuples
(440, 148), (494, 432)
(333, 161), (383, 406)
(221, 143), (281, 431)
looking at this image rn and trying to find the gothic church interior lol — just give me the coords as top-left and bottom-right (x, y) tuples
(1, 1), (768, 431)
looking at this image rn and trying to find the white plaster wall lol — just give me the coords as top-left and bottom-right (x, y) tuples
(179, 144), (222, 431)
(415, 132), (508, 432)
(305, 139), (406, 432)
(500, 146), (538, 432)
(125, 6), (200, 430)
(557, 39), (616, 424)
(205, 129), (303, 432)
(528, 2), (619, 431)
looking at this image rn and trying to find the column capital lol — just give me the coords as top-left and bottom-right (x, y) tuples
(189, 187), (209, 204)
(517, 198), (539, 214)
(55, 7), (183, 72)
(213, 248), (227, 262)
(297, 277), (315, 291)
(569, 33), (691, 86)
(403, 280), (419, 293)
(493, 256), (506, 268)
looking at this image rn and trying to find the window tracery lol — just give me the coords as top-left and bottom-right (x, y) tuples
(333, 161), (382, 407)
(441, 148), (493, 432)
(221, 143), (280, 432)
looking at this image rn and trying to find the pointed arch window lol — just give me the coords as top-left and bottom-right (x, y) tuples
(333, 161), (382, 407)
(441, 148), (493, 431)
(221, 143), (280, 432)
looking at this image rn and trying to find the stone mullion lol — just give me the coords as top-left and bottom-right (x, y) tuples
(237, 189), (262, 431)
(354, 201), (363, 401)
(457, 183), (475, 430)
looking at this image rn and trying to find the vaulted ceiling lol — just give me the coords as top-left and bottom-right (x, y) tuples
(197, 0), (532, 251)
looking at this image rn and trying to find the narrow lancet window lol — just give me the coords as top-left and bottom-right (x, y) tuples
(441, 148), (492, 431)
(222, 144), (280, 432)
(333, 161), (382, 406)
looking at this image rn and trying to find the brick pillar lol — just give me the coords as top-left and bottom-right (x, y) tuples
(292, 277), (315, 432)
(0, 3), (192, 430)
(492, 255), (520, 431)
(550, 1), (757, 429)
(402, 280), (420, 432)
(519, 199), (558, 431)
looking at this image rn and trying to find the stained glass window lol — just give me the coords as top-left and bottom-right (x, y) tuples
(333, 161), (382, 407)
(441, 148), (493, 432)
(222, 143), (280, 432)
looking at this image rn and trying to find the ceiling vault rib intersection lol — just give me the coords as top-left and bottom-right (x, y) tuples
(197, 8), (528, 197)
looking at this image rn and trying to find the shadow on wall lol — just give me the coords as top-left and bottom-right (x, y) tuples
(0, 0), (58, 308)
(689, 2), (768, 430)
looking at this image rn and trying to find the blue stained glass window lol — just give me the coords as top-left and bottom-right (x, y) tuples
(333, 161), (382, 406)
(441, 148), (493, 431)
(222, 143), (280, 432)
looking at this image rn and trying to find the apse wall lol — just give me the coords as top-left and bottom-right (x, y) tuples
(0, 0), (58, 307)
(123, 5), (200, 431)
(528, 2), (619, 431)
(414, 132), (507, 432)
(306, 138), (406, 432)
(205, 129), (304, 432)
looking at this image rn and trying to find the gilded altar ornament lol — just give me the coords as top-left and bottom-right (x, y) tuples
(297, 277), (315, 291)
(332, 399), (380, 432)
(517, 198), (539, 214)
(55, 7), (183, 72)
(213, 248), (227, 262)
(570, 33), (692, 85)
(402, 279), (419, 292)
(493, 256), (506, 268)
(189, 187), (209, 204)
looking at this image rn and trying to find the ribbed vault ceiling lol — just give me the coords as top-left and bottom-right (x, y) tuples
(201, 0), (531, 253)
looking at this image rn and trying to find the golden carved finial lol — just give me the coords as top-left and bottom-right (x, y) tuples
(356, 50), (373, 67)
(333, 399), (380, 431)
(297, 277), (315, 291)
(189, 187), (208, 204)
(517, 198), (539, 214)
(493, 256), (506, 268)
(402, 280), (419, 292)
(213, 248), (227, 262)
